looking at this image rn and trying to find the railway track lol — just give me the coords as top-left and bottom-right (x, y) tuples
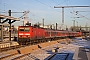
(0, 50), (29, 60)
(0, 41), (26, 52)
(0, 38), (74, 52)
(0, 38), (76, 60)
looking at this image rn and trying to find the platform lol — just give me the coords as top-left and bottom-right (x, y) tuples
(73, 38), (90, 60)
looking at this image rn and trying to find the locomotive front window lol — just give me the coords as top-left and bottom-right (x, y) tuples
(19, 27), (30, 32)
(25, 28), (30, 32)
(19, 28), (24, 32)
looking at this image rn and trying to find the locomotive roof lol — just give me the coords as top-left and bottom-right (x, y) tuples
(18, 26), (79, 33)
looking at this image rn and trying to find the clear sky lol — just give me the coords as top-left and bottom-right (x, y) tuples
(0, 0), (90, 28)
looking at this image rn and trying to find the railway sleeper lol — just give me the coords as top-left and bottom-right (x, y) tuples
(0, 50), (19, 60)
(4, 54), (25, 60)
(0, 47), (11, 52)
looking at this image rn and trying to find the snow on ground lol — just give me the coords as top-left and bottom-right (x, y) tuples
(20, 43), (78, 60)
(72, 38), (90, 48)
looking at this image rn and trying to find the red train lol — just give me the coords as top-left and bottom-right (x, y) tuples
(18, 26), (82, 44)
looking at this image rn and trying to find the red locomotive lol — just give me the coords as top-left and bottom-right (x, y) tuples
(18, 26), (82, 44)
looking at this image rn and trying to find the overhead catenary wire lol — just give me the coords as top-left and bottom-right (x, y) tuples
(52, 0), (68, 29)
(0, 2), (46, 23)
(35, 0), (75, 23)
(35, 0), (90, 29)
(1, 0), (90, 27)
(70, 11), (90, 20)
(51, 0), (69, 6)
(51, 0), (76, 28)
(54, 5), (90, 30)
(52, 0), (75, 15)
(51, 0), (79, 19)
(75, 11), (90, 17)
(0, 0), (72, 22)
(35, 0), (61, 13)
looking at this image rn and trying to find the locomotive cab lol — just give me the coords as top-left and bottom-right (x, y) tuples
(18, 26), (31, 44)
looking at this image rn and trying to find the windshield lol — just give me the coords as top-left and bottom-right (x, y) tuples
(25, 28), (30, 32)
(19, 27), (30, 32)
(19, 28), (24, 32)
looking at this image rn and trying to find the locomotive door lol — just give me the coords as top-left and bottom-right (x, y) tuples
(50, 31), (51, 38)
(34, 30), (37, 39)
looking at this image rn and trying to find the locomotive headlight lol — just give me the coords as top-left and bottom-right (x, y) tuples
(25, 34), (30, 35)
(19, 34), (23, 35)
